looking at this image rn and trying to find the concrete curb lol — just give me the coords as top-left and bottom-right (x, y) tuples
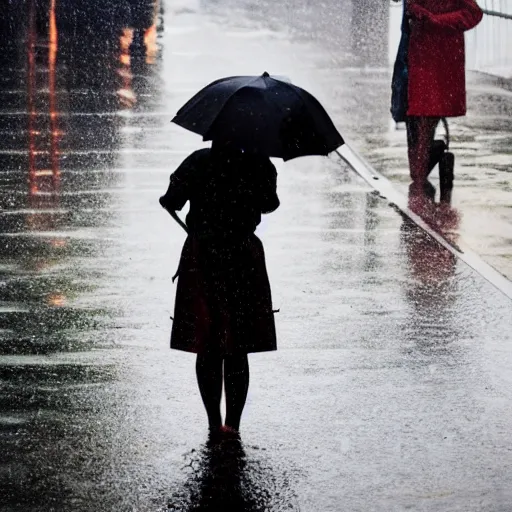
(336, 143), (512, 301)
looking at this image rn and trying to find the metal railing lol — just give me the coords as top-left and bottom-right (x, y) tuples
(466, 1), (512, 76)
(480, 0), (512, 20)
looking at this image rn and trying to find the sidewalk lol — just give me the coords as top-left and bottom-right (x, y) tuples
(346, 70), (512, 281)
(272, 59), (512, 283)
(204, 0), (512, 282)
(1, 2), (512, 511)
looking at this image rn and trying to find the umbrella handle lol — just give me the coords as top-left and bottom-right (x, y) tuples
(167, 208), (188, 234)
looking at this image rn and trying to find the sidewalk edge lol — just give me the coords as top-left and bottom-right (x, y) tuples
(336, 143), (512, 301)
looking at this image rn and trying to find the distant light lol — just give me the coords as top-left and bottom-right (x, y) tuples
(48, 293), (65, 307)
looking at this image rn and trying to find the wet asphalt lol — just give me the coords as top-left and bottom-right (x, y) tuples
(1, 1), (512, 511)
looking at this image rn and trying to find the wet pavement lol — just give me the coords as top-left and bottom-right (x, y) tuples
(1, 1), (512, 511)
(212, 0), (512, 280)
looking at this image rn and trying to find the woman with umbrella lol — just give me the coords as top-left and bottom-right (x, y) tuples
(160, 73), (343, 435)
(160, 141), (280, 435)
(391, 0), (483, 196)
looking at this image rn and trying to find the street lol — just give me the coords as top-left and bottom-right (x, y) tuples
(1, 1), (512, 511)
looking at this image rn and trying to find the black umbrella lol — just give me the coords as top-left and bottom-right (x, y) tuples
(171, 72), (344, 161)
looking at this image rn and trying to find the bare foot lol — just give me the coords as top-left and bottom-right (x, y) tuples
(221, 425), (240, 438)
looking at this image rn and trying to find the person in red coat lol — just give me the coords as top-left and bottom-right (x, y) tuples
(402, 0), (483, 191)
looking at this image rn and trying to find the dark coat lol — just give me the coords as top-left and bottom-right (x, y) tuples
(160, 147), (279, 355)
(391, 1), (410, 122)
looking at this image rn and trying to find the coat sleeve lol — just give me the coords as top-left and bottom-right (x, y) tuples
(427, 0), (483, 31)
(159, 152), (199, 211)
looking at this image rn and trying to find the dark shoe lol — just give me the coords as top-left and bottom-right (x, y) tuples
(439, 151), (455, 203)
(427, 140), (448, 177)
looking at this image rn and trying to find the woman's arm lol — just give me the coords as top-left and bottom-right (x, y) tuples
(408, 0), (483, 32)
(159, 152), (199, 232)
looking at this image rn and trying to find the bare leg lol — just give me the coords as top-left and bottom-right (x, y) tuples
(406, 116), (440, 184)
(196, 353), (223, 431)
(224, 353), (250, 432)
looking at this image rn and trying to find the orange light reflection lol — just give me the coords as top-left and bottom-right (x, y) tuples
(144, 0), (160, 64)
(26, 0), (61, 231)
(117, 27), (136, 108)
(51, 239), (67, 248)
(144, 24), (157, 64)
(49, 0), (60, 185)
(48, 293), (66, 307)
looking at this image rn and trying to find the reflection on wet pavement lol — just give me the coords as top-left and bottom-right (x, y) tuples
(329, 68), (512, 279)
(0, 0), (129, 357)
(169, 436), (300, 511)
(0, 1), (166, 509)
(1, 1), (512, 511)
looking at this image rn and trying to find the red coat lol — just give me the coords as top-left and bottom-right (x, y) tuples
(407, 0), (483, 117)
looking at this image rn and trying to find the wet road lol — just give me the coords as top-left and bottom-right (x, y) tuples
(1, 1), (512, 511)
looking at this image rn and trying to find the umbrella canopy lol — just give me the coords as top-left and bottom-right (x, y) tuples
(172, 72), (344, 161)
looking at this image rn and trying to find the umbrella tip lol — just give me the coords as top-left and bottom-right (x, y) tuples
(262, 71), (270, 78)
